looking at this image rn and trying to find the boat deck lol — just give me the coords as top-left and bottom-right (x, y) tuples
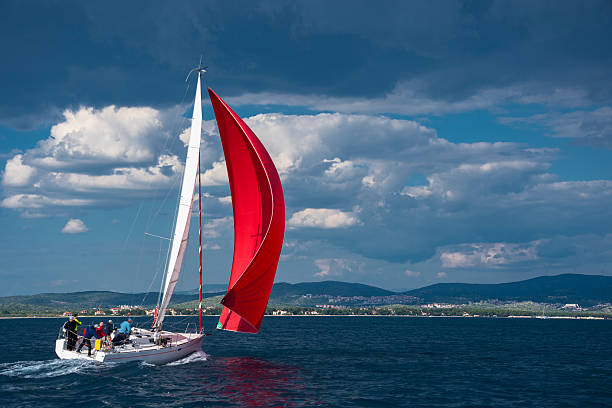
(56, 327), (204, 364)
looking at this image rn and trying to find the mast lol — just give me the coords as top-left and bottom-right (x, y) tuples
(156, 69), (204, 329)
(198, 152), (203, 332)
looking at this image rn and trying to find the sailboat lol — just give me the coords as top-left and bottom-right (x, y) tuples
(55, 67), (285, 364)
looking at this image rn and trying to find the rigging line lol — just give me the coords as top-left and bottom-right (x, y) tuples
(144, 232), (171, 241)
(136, 71), (193, 241)
(140, 237), (166, 308)
(146, 77), (195, 250)
(138, 77), (194, 308)
(117, 78), (193, 308)
(122, 202), (144, 250)
(142, 85), (192, 234)
(122, 76), (193, 252)
(156, 239), (165, 309)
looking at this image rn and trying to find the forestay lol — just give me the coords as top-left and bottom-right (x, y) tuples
(156, 74), (203, 328)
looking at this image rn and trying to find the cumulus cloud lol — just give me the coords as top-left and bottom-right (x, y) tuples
(3, 102), (612, 276)
(0, 104), (198, 215)
(243, 112), (436, 174)
(61, 218), (88, 234)
(201, 161), (229, 186)
(33, 106), (164, 169)
(2, 109), (438, 217)
(2, 155), (36, 187)
(288, 208), (360, 229)
(441, 242), (539, 268)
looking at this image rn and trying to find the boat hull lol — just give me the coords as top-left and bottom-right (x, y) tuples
(55, 330), (204, 365)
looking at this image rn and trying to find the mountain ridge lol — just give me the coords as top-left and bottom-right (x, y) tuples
(403, 273), (612, 305)
(1, 274), (610, 311)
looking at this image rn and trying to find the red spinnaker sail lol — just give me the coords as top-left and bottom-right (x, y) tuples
(209, 89), (285, 334)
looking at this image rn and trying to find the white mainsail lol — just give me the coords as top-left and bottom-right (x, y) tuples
(156, 73), (202, 328)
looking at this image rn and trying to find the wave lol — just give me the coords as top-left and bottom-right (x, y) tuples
(166, 350), (209, 366)
(0, 358), (95, 379)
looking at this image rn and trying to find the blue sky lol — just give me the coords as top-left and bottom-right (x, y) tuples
(1, 1), (611, 295)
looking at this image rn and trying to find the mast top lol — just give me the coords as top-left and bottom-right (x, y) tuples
(185, 65), (208, 82)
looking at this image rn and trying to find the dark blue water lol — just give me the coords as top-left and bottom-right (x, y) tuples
(0, 316), (611, 407)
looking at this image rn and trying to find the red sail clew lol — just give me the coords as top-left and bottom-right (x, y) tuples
(209, 89), (285, 334)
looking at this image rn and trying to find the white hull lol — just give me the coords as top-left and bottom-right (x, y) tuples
(56, 328), (204, 365)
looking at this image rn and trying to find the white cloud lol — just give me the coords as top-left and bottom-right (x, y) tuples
(201, 160), (229, 186)
(288, 208), (360, 229)
(440, 251), (478, 268)
(41, 154), (183, 193)
(314, 259), (331, 277)
(501, 106), (612, 149)
(441, 242), (539, 268)
(2, 154), (36, 187)
(436, 272), (448, 278)
(3, 101), (612, 276)
(323, 157), (361, 181)
(361, 175), (376, 188)
(243, 112), (435, 176)
(218, 195), (232, 205)
(405, 269), (421, 277)
(0, 104), (191, 214)
(314, 258), (354, 278)
(401, 185), (432, 198)
(61, 218), (89, 234)
(228, 82), (590, 117)
(203, 216), (232, 238)
(33, 106), (163, 169)
(1, 194), (95, 209)
(1, 109), (437, 216)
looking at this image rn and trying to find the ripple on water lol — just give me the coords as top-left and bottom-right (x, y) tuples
(0, 359), (95, 379)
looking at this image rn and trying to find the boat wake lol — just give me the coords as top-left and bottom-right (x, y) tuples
(0, 358), (95, 379)
(166, 350), (209, 366)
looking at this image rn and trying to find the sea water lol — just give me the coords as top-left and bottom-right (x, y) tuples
(0, 316), (611, 407)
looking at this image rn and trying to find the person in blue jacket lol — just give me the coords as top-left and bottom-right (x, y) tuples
(76, 323), (98, 356)
(119, 318), (132, 335)
(113, 318), (132, 345)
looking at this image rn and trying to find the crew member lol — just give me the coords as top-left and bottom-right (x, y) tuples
(113, 319), (132, 345)
(76, 323), (98, 357)
(96, 322), (105, 339)
(103, 319), (114, 347)
(119, 318), (132, 336)
(63, 316), (80, 351)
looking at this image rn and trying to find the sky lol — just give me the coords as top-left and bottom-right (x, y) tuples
(1, 1), (611, 295)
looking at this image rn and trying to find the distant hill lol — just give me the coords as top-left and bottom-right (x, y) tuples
(404, 274), (612, 306)
(0, 291), (213, 311)
(0, 281), (395, 313)
(1, 274), (610, 314)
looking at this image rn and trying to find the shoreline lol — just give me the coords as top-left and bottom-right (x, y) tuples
(1, 314), (609, 320)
